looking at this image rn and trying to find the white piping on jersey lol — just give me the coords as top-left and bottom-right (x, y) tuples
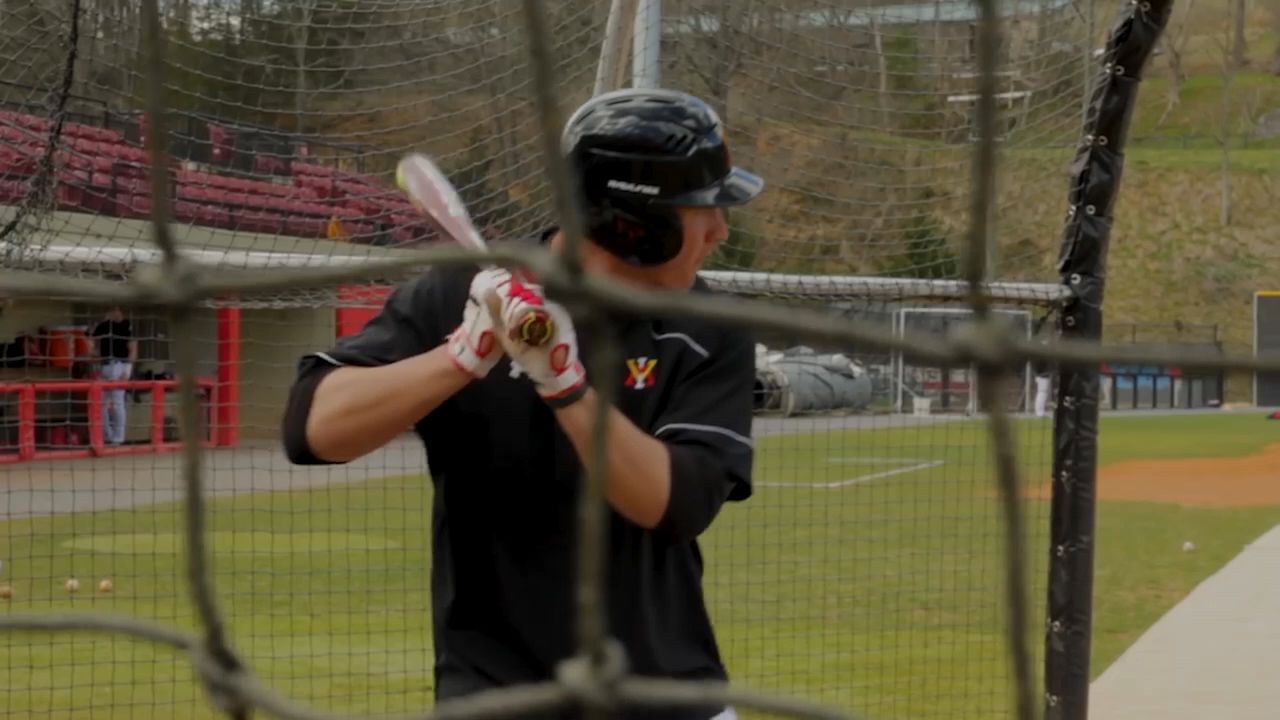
(654, 423), (753, 448)
(650, 330), (709, 358)
(313, 352), (344, 367)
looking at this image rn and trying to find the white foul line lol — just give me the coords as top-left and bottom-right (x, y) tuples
(824, 456), (937, 465)
(759, 460), (945, 489)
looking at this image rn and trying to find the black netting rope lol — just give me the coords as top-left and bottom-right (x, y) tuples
(0, 0), (81, 262)
(0, 3), (1262, 720)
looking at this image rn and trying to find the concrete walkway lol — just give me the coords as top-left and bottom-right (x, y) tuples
(1089, 524), (1280, 719)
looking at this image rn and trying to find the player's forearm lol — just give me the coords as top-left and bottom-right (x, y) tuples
(303, 344), (470, 463)
(553, 388), (671, 529)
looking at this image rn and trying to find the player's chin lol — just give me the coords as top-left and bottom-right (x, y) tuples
(669, 267), (700, 291)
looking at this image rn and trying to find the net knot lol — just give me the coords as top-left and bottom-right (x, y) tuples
(555, 638), (628, 711)
(189, 640), (252, 720)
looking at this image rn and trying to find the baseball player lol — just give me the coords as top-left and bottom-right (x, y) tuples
(282, 88), (764, 720)
(1032, 341), (1054, 418)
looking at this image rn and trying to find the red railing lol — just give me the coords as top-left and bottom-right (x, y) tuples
(0, 378), (218, 463)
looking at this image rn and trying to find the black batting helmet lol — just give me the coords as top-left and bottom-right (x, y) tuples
(562, 88), (764, 266)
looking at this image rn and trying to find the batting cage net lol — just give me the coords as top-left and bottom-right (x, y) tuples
(0, 2), (1221, 720)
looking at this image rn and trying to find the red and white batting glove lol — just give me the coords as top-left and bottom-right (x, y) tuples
(485, 277), (587, 408)
(447, 268), (509, 378)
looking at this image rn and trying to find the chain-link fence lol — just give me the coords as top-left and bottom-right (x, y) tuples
(4, 1), (1278, 720)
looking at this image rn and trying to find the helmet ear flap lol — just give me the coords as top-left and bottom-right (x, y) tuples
(587, 197), (684, 266)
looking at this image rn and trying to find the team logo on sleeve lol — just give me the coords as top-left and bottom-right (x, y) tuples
(625, 357), (658, 390)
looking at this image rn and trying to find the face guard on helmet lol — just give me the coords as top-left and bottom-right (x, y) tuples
(562, 88), (765, 266)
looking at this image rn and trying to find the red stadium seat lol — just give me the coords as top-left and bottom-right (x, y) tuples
(56, 167), (92, 186)
(285, 216), (327, 238)
(178, 170), (304, 201)
(391, 226), (422, 246)
(0, 124), (42, 144)
(339, 197), (382, 216)
(89, 172), (123, 192)
(254, 154), (290, 176)
(109, 144), (149, 164)
(55, 183), (87, 211)
(174, 201), (231, 228)
(287, 186), (320, 202)
(175, 183), (221, 205)
(254, 180), (300, 198)
(0, 148), (37, 178)
(0, 107), (409, 244)
(0, 179), (28, 203)
(112, 176), (149, 195)
(0, 112), (49, 131)
(291, 162), (335, 178)
(342, 221), (376, 240)
(87, 155), (116, 173)
(335, 170), (382, 187)
(76, 185), (115, 214)
(293, 175), (334, 198)
(62, 122), (123, 144)
(232, 210), (286, 235)
(54, 150), (94, 172)
(118, 194), (151, 218)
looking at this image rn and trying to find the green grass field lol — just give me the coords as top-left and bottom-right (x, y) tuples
(1, 413), (1278, 719)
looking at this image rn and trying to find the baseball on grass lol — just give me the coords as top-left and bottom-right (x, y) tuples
(98, 578), (114, 594)
(65, 577), (80, 593)
(0, 584), (12, 600)
(1182, 541), (1196, 552)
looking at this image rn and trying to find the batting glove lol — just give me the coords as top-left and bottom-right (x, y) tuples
(447, 268), (509, 378)
(484, 277), (587, 408)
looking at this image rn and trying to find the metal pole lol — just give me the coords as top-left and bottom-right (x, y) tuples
(594, 0), (640, 96)
(632, 0), (662, 88)
(894, 309), (906, 414)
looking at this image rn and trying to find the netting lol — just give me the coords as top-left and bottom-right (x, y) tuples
(0, 297), (1061, 718)
(0, 2), (1227, 720)
(0, 310), (1059, 720)
(659, 0), (1094, 283)
(0, 0), (1093, 291)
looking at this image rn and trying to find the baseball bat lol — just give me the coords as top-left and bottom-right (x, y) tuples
(395, 153), (554, 347)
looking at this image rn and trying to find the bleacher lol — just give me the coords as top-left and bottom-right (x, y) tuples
(0, 108), (435, 248)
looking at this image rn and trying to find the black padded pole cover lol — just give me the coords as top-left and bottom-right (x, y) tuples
(1045, 2), (1174, 719)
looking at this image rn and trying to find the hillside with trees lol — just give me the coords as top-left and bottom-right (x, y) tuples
(0, 0), (1276, 398)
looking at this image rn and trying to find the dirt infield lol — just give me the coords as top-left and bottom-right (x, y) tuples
(1033, 443), (1280, 508)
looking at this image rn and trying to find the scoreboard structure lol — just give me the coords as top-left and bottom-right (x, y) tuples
(1256, 291), (1280, 406)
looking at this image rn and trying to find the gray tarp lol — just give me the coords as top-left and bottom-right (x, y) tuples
(754, 346), (873, 416)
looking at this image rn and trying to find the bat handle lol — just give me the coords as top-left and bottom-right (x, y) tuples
(516, 308), (555, 347)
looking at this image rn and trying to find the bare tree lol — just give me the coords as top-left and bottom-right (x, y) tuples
(1157, 0), (1195, 127)
(871, 18), (890, 131)
(292, 0), (319, 133)
(287, 0), (355, 135)
(1231, 0), (1248, 68)
(1214, 16), (1237, 227)
(666, 0), (758, 123)
(1264, 0), (1280, 75)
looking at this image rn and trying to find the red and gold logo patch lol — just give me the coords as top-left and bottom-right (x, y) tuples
(625, 357), (657, 390)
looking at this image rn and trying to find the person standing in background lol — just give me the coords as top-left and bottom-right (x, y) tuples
(92, 305), (137, 445)
(1032, 351), (1053, 418)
